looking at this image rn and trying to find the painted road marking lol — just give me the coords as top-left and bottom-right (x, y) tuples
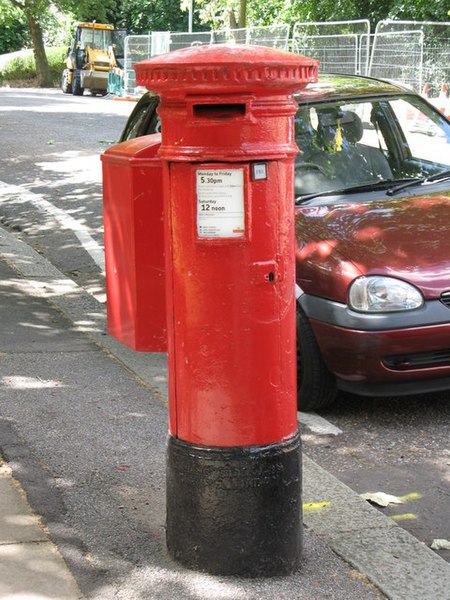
(298, 411), (343, 436)
(0, 180), (105, 272)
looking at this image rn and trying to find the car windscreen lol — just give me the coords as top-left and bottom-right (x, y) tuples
(294, 95), (450, 200)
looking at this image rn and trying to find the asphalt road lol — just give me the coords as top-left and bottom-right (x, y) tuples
(0, 88), (132, 299)
(0, 87), (449, 565)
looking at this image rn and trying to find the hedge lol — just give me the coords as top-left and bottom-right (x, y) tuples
(0, 46), (66, 86)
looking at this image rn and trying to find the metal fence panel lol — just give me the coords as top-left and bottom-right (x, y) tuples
(368, 30), (424, 90)
(212, 28), (248, 44)
(168, 31), (213, 51)
(295, 33), (360, 74)
(372, 20), (450, 96)
(248, 25), (290, 49)
(151, 31), (170, 56)
(211, 25), (289, 48)
(292, 20), (371, 75)
(124, 34), (152, 95)
(122, 21), (450, 99)
(123, 27), (291, 96)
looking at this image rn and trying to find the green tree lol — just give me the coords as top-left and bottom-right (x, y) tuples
(196, 0), (449, 29)
(0, 3), (29, 53)
(115, 0), (190, 33)
(379, 0), (448, 22)
(2, 0), (448, 88)
(3, 0), (54, 86)
(193, 0), (248, 29)
(0, 0), (117, 87)
(68, 0), (117, 23)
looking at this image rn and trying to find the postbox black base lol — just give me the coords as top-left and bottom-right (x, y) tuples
(166, 432), (302, 577)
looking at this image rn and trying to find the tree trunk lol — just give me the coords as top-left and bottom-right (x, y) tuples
(229, 0), (247, 29)
(229, 11), (238, 29)
(27, 13), (53, 87)
(238, 0), (247, 29)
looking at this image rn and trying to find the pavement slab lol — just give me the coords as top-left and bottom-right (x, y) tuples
(2, 223), (450, 599)
(0, 467), (81, 599)
(0, 470), (47, 544)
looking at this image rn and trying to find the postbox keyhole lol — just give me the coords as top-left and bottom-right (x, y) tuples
(251, 261), (279, 285)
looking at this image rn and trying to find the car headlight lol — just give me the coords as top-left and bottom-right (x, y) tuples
(348, 276), (424, 312)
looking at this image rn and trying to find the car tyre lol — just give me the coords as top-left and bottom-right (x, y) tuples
(296, 305), (337, 411)
(72, 70), (84, 96)
(61, 69), (72, 94)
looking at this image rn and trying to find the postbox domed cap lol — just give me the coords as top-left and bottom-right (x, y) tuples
(135, 44), (319, 96)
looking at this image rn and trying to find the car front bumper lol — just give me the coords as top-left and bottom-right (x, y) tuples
(299, 294), (450, 396)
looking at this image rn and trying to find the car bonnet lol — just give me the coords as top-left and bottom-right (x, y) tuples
(296, 192), (450, 301)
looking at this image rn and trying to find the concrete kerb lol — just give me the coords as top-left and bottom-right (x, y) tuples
(1, 224), (450, 600)
(302, 457), (450, 599)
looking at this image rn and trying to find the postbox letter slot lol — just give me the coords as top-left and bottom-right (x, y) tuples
(193, 103), (246, 119)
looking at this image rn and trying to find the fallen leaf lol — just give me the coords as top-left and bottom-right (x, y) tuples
(116, 463), (131, 472)
(390, 513), (417, 522)
(360, 492), (403, 507)
(431, 539), (450, 550)
(303, 501), (331, 510)
(398, 492), (423, 502)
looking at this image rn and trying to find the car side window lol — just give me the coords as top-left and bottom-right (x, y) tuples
(389, 98), (450, 167)
(294, 101), (395, 196)
(120, 95), (160, 142)
(145, 99), (161, 135)
(121, 104), (152, 141)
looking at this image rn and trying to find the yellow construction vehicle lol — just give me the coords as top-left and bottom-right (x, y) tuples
(61, 22), (125, 96)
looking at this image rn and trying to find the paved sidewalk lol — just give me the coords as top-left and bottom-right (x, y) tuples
(1, 224), (450, 600)
(0, 463), (81, 599)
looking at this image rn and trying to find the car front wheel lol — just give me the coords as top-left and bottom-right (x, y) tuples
(296, 305), (337, 411)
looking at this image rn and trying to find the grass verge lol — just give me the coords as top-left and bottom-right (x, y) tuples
(0, 46), (66, 87)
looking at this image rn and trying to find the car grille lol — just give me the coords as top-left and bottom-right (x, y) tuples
(440, 292), (450, 308)
(384, 349), (450, 370)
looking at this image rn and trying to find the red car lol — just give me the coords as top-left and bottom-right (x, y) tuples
(119, 74), (450, 411)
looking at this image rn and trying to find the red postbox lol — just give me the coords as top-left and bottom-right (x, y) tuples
(102, 134), (167, 351)
(135, 45), (319, 576)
